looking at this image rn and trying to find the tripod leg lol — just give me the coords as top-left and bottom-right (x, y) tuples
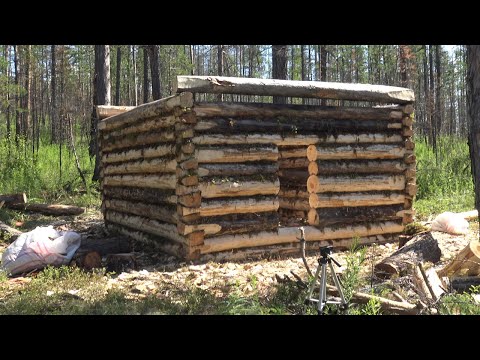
(328, 261), (348, 308)
(306, 262), (322, 302)
(318, 263), (327, 314)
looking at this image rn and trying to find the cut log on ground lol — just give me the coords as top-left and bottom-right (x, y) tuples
(70, 251), (102, 271)
(175, 76), (415, 104)
(450, 276), (480, 293)
(374, 232), (442, 278)
(0, 221), (22, 241)
(437, 240), (480, 277)
(192, 102), (405, 120)
(0, 193), (27, 205)
(5, 203), (85, 216)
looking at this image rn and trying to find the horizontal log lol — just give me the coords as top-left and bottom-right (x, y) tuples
(196, 146), (278, 163)
(278, 147), (308, 159)
(451, 276), (480, 293)
(307, 174), (405, 193)
(98, 92), (193, 132)
(102, 130), (175, 152)
(193, 134), (320, 146)
(103, 158), (176, 175)
(309, 159), (407, 176)
(317, 133), (403, 144)
(309, 191), (405, 208)
(193, 102), (404, 120)
(96, 105), (135, 119)
(278, 158), (310, 169)
(103, 116), (177, 139)
(6, 203), (85, 216)
(0, 193), (27, 205)
(182, 213), (280, 238)
(0, 221), (22, 241)
(279, 197), (311, 211)
(198, 163), (278, 177)
(181, 197), (279, 217)
(278, 169), (310, 183)
(103, 186), (176, 205)
(307, 144), (406, 161)
(103, 174), (176, 190)
(105, 210), (185, 244)
(101, 144), (176, 164)
(199, 179), (280, 198)
(106, 223), (185, 258)
(278, 187), (310, 199)
(176, 76), (414, 103)
(200, 221), (404, 253)
(307, 204), (404, 226)
(104, 199), (177, 224)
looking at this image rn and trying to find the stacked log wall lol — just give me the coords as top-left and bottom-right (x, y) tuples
(98, 93), (193, 257)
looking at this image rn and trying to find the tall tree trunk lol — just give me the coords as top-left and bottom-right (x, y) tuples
(435, 45), (442, 142)
(429, 45), (436, 152)
(399, 45), (408, 87)
(51, 45), (57, 144)
(26, 45), (32, 140)
(5, 45), (11, 140)
(467, 45), (480, 236)
(132, 45), (138, 106)
(143, 46), (149, 104)
(13, 45), (20, 143)
(272, 45), (287, 104)
(147, 45), (161, 100)
(91, 45), (111, 181)
(115, 46), (121, 106)
(320, 45), (327, 106)
(217, 45), (224, 101)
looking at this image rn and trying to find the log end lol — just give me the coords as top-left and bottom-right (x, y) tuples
(306, 145), (318, 162)
(307, 175), (319, 194)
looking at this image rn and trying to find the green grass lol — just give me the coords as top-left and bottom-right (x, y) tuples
(414, 136), (475, 219)
(0, 136), (97, 206)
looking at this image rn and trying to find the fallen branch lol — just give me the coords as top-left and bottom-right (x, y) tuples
(0, 193), (27, 205)
(5, 203), (85, 216)
(0, 221), (22, 241)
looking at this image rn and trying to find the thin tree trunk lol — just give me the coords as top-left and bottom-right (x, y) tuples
(148, 45), (161, 100)
(115, 46), (121, 106)
(217, 45), (224, 102)
(13, 45), (20, 144)
(51, 45), (57, 144)
(320, 45), (327, 106)
(143, 46), (149, 104)
(272, 45), (287, 104)
(429, 45), (436, 154)
(435, 45), (442, 141)
(467, 45), (480, 234)
(132, 45), (138, 106)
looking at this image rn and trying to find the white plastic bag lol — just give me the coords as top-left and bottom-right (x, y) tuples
(431, 212), (469, 235)
(0, 226), (81, 276)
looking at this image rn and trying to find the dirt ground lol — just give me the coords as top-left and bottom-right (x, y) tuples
(1, 211), (479, 304)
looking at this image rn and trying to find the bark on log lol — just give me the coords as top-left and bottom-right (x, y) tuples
(198, 163), (278, 177)
(450, 276), (480, 293)
(96, 105), (135, 119)
(180, 197), (279, 217)
(0, 221), (23, 241)
(437, 240), (480, 277)
(104, 199), (177, 224)
(103, 158), (176, 175)
(309, 192), (405, 208)
(192, 102), (404, 120)
(5, 203), (84, 216)
(193, 134), (319, 146)
(310, 160), (407, 175)
(279, 158), (310, 169)
(196, 146), (278, 163)
(71, 251), (102, 270)
(307, 204), (404, 226)
(278, 147), (308, 159)
(103, 174), (176, 190)
(102, 130), (175, 152)
(374, 232), (442, 278)
(101, 144), (176, 164)
(307, 144), (406, 161)
(200, 221), (403, 253)
(278, 187), (310, 199)
(199, 179), (280, 198)
(278, 169), (310, 183)
(279, 197), (311, 211)
(98, 92), (193, 131)
(0, 193), (27, 205)
(176, 76), (414, 103)
(105, 211), (185, 244)
(103, 116), (177, 139)
(103, 186), (176, 205)
(307, 174), (405, 193)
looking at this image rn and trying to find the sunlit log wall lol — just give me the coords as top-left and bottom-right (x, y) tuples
(98, 76), (416, 260)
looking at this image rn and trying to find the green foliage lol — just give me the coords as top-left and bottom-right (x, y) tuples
(414, 136), (474, 219)
(341, 238), (367, 303)
(437, 286), (480, 315)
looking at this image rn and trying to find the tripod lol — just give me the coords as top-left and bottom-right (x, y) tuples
(298, 228), (348, 314)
